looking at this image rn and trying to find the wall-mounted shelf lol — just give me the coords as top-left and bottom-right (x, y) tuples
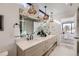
(19, 13), (40, 22)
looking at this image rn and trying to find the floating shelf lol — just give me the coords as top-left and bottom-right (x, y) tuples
(19, 13), (40, 22)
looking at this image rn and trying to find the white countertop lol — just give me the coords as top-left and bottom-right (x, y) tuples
(0, 51), (8, 56)
(16, 35), (56, 51)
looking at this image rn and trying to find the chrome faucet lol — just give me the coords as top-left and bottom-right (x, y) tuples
(26, 33), (34, 40)
(30, 34), (33, 40)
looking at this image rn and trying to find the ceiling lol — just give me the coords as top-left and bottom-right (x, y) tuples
(35, 3), (79, 21)
(20, 3), (79, 23)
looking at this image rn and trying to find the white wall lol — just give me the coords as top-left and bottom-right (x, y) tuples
(49, 21), (62, 45)
(0, 4), (19, 56)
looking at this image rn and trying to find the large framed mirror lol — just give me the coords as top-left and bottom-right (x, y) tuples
(19, 15), (34, 37)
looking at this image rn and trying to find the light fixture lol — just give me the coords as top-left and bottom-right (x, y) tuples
(13, 23), (19, 28)
(28, 4), (37, 15)
(50, 12), (53, 22)
(43, 6), (49, 20)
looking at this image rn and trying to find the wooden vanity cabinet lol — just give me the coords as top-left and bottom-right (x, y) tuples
(17, 36), (57, 56)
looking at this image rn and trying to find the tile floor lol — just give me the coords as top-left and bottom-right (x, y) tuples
(49, 33), (77, 56)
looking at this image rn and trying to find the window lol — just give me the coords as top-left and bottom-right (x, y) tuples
(62, 22), (75, 34)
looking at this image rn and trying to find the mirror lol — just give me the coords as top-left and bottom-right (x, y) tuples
(19, 15), (34, 37)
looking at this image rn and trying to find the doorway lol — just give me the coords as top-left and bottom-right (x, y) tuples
(61, 22), (75, 40)
(62, 22), (75, 34)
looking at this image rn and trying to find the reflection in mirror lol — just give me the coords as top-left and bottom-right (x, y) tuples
(19, 15), (34, 37)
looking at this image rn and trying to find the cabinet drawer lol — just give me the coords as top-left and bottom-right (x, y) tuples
(17, 36), (57, 56)
(24, 41), (46, 56)
(45, 37), (56, 51)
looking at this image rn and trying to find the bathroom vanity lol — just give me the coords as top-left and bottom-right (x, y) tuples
(16, 35), (57, 56)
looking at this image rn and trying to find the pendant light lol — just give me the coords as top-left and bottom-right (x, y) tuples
(50, 12), (53, 22)
(28, 4), (37, 15)
(43, 6), (49, 20)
